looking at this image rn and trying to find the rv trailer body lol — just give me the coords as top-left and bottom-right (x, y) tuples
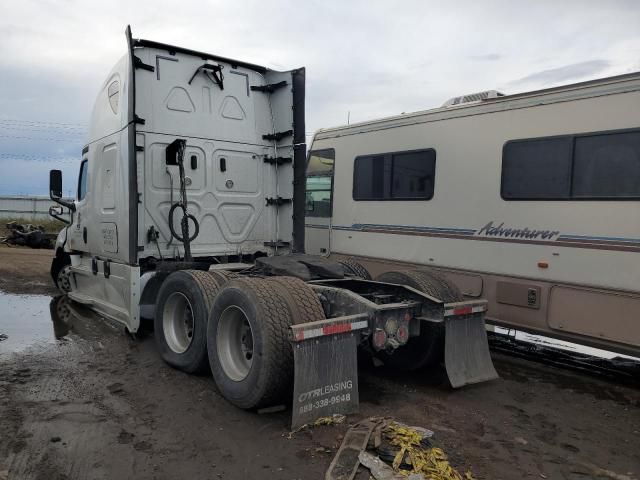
(305, 72), (640, 357)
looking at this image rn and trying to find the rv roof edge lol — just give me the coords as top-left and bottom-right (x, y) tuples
(313, 70), (640, 137)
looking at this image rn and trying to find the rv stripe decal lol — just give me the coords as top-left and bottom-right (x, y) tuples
(305, 223), (330, 230)
(305, 223), (640, 253)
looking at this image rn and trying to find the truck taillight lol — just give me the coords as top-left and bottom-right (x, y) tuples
(372, 328), (387, 349)
(396, 325), (409, 344)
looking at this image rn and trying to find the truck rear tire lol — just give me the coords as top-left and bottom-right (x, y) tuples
(154, 270), (223, 373)
(266, 276), (326, 323)
(374, 269), (463, 371)
(338, 257), (372, 280)
(208, 269), (238, 285)
(207, 277), (295, 409)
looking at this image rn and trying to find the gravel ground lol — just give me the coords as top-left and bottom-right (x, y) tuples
(0, 245), (638, 480)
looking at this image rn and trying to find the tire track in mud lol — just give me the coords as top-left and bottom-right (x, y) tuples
(0, 331), (145, 479)
(2, 249), (639, 480)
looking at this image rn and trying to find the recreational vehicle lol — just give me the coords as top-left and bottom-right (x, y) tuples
(305, 73), (640, 358)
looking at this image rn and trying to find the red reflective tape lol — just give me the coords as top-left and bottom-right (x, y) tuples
(452, 306), (473, 315)
(295, 331), (305, 341)
(323, 323), (352, 335)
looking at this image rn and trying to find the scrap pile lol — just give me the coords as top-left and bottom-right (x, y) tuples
(326, 417), (473, 480)
(0, 221), (53, 249)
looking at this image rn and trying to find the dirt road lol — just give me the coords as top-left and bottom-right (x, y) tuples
(1, 245), (639, 479)
(0, 246), (58, 295)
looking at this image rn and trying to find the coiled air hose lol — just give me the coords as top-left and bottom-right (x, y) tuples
(166, 139), (199, 261)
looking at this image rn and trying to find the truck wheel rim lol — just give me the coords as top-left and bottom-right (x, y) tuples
(57, 265), (72, 292)
(163, 292), (195, 354)
(217, 306), (253, 381)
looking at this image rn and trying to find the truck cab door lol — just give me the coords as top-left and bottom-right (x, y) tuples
(68, 157), (89, 251)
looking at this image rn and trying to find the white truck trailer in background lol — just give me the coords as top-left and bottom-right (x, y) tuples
(48, 27), (497, 427)
(305, 73), (640, 359)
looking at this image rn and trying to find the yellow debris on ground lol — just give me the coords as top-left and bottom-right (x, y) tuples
(314, 414), (346, 426)
(384, 422), (474, 480)
(286, 413), (347, 438)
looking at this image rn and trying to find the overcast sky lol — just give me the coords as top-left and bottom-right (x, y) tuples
(1, 0), (639, 195)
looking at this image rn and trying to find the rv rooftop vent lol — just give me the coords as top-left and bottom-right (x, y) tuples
(442, 90), (505, 107)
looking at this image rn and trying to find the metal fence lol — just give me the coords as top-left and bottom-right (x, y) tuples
(0, 195), (72, 222)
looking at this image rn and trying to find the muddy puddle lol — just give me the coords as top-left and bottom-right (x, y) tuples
(0, 292), (58, 354)
(0, 292), (117, 356)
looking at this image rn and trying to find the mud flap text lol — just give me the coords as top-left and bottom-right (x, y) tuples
(291, 333), (359, 429)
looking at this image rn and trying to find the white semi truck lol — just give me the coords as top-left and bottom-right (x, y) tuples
(48, 27), (497, 427)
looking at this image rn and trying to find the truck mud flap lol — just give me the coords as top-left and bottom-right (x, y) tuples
(290, 314), (368, 430)
(443, 304), (499, 388)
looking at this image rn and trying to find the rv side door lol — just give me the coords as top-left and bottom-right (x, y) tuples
(304, 148), (335, 255)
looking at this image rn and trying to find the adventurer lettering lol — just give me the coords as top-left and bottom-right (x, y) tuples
(476, 221), (560, 240)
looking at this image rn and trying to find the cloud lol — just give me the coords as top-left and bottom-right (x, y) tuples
(511, 60), (611, 86)
(1, 0), (640, 194)
(469, 53), (502, 61)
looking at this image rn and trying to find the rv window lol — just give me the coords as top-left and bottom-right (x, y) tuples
(77, 159), (88, 201)
(307, 149), (335, 176)
(502, 129), (640, 200)
(572, 131), (640, 198)
(353, 149), (435, 200)
(305, 149), (335, 217)
(391, 150), (436, 199)
(501, 137), (573, 199)
(353, 155), (387, 200)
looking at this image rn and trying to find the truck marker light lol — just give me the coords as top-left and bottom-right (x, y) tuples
(324, 323), (353, 335)
(453, 306), (472, 315)
(443, 304), (487, 317)
(294, 320), (368, 341)
(396, 325), (409, 344)
(538, 261), (549, 269)
(372, 329), (387, 349)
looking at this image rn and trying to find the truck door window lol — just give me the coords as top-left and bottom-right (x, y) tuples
(77, 159), (88, 201)
(305, 149), (335, 217)
(108, 80), (119, 114)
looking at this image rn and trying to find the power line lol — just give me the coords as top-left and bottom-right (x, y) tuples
(0, 153), (79, 161)
(0, 134), (84, 143)
(0, 118), (87, 128)
(0, 124), (87, 135)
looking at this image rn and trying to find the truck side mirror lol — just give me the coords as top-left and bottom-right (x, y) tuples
(50, 169), (63, 200)
(48, 169), (75, 212)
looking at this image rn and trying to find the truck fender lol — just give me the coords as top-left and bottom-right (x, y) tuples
(139, 271), (163, 319)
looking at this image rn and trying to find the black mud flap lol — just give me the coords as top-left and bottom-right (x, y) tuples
(290, 315), (368, 430)
(443, 304), (499, 388)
